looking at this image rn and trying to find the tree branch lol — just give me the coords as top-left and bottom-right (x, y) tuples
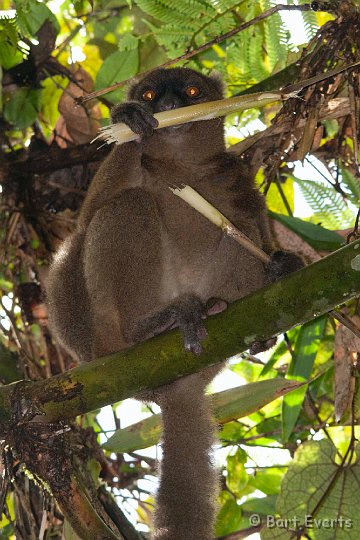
(0, 240), (359, 430)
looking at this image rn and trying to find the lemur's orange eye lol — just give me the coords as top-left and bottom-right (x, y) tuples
(142, 90), (156, 101)
(185, 86), (200, 97)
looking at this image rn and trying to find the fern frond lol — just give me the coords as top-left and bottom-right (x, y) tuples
(247, 31), (269, 81)
(204, 12), (236, 38)
(0, 15), (19, 47)
(158, 0), (215, 19)
(301, 11), (319, 41)
(144, 21), (197, 52)
(135, 0), (184, 24)
(264, 12), (287, 71)
(295, 178), (355, 229)
(207, 0), (245, 11)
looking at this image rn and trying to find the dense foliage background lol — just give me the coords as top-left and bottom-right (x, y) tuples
(1, 0), (360, 539)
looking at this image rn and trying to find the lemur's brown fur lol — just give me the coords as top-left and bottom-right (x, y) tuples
(47, 67), (302, 539)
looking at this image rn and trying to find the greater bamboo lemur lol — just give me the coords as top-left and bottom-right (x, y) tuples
(46, 67), (302, 540)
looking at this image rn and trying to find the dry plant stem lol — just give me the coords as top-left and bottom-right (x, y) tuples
(224, 224), (270, 263)
(329, 310), (360, 340)
(95, 92), (282, 145)
(281, 59), (360, 95)
(170, 185), (270, 263)
(77, 3), (315, 104)
(57, 475), (122, 540)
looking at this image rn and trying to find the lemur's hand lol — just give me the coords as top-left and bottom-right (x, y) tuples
(110, 102), (159, 137)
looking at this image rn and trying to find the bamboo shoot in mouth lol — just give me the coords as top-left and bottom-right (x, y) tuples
(93, 90), (286, 146)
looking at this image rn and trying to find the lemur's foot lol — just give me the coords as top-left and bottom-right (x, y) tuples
(249, 337), (277, 355)
(266, 251), (304, 283)
(133, 296), (228, 355)
(179, 297), (228, 354)
(176, 296), (207, 355)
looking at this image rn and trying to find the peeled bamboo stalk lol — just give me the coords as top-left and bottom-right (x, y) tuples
(169, 184), (271, 263)
(94, 91), (285, 145)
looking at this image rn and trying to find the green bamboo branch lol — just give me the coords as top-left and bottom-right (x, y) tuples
(1, 240), (360, 430)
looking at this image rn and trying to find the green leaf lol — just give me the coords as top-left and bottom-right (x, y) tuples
(266, 179), (294, 214)
(249, 469), (284, 496)
(242, 494), (277, 516)
(39, 76), (64, 135)
(30, 323), (41, 339)
(340, 165), (360, 206)
(269, 211), (344, 251)
(215, 379), (302, 423)
(103, 412), (162, 453)
(322, 118), (339, 138)
(0, 275), (13, 292)
(4, 87), (40, 129)
(215, 495), (243, 537)
(118, 34), (139, 51)
(289, 318), (327, 380)
(0, 523), (15, 538)
(227, 448), (248, 496)
(95, 48), (139, 102)
(16, 1), (59, 36)
(282, 385), (308, 442)
(282, 317), (327, 441)
(103, 379), (303, 452)
(0, 18), (23, 69)
(261, 440), (360, 539)
(0, 343), (22, 384)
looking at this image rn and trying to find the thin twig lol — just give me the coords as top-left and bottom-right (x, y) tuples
(275, 173), (293, 216)
(329, 310), (360, 340)
(348, 78), (360, 175)
(347, 208), (360, 243)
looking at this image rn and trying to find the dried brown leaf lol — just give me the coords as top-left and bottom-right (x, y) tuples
(296, 107), (320, 162)
(54, 68), (101, 147)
